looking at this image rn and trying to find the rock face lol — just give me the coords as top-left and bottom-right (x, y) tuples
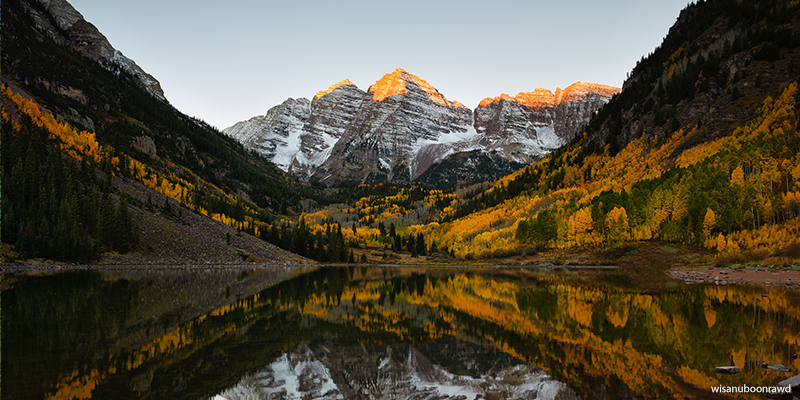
(474, 82), (621, 162)
(224, 69), (619, 186)
(223, 97), (312, 171)
(32, 0), (167, 101)
(312, 68), (477, 184)
(295, 80), (367, 177)
(223, 80), (367, 177)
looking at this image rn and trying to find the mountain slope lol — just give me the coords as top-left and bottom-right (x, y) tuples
(474, 82), (620, 160)
(1, 0), (314, 262)
(20, 0), (166, 101)
(422, 0), (800, 261)
(312, 68), (477, 184)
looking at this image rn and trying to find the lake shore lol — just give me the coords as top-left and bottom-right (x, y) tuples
(670, 266), (800, 287)
(4, 240), (799, 290)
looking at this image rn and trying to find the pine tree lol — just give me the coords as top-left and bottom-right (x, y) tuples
(162, 196), (172, 216)
(114, 195), (138, 253)
(99, 194), (116, 251)
(408, 234), (417, 257)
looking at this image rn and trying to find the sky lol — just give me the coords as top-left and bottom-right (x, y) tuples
(68, 0), (691, 130)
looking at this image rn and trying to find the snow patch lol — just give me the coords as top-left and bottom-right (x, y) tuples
(215, 352), (341, 400)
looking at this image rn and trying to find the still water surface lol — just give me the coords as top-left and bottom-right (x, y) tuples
(3, 266), (800, 399)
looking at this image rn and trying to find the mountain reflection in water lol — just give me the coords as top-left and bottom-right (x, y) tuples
(3, 266), (800, 399)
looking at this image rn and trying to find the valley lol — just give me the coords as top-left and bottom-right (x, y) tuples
(6, 0), (800, 398)
(3, 0), (800, 272)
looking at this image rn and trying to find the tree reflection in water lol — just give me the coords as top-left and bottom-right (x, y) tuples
(3, 266), (799, 399)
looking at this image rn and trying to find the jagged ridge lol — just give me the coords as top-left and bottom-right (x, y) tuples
(35, 0), (167, 101)
(225, 69), (618, 186)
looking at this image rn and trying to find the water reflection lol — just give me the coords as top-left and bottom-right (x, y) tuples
(3, 266), (800, 399)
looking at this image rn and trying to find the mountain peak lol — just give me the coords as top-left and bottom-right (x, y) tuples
(34, 0), (167, 101)
(555, 81), (620, 103)
(479, 82), (620, 109)
(368, 68), (457, 107)
(314, 79), (357, 99)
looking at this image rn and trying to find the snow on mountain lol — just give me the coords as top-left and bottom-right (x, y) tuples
(474, 81), (621, 162)
(312, 68), (477, 184)
(223, 98), (311, 171)
(224, 68), (619, 185)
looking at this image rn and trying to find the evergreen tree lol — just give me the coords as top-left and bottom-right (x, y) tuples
(416, 233), (426, 256)
(99, 194), (116, 251)
(162, 196), (172, 216)
(114, 195), (138, 253)
(316, 234), (327, 262)
(408, 234), (417, 257)
(378, 221), (386, 236)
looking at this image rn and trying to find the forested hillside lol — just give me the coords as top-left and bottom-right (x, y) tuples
(0, 0), (317, 262)
(419, 0), (800, 262)
(276, 0), (800, 264)
(5, 0), (800, 266)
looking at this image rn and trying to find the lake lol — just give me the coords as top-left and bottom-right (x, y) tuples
(3, 265), (800, 399)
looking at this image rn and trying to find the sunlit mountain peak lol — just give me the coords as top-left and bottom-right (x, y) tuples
(479, 82), (620, 109)
(314, 79), (357, 99)
(368, 68), (458, 107)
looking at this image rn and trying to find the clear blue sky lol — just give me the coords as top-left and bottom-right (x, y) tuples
(68, 0), (690, 130)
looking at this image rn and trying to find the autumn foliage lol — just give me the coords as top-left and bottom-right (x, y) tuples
(425, 83), (800, 259)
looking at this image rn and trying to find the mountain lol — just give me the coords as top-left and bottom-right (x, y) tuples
(311, 68), (477, 184)
(224, 69), (618, 187)
(474, 82), (621, 161)
(1, 0), (315, 263)
(223, 80), (367, 178)
(419, 0), (800, 261)
(583, 0), (800, 154)
(25, 0), (167, 102)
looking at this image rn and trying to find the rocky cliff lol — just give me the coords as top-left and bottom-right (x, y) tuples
(225, 69), (619, 186)
(223, 80), (367, 178)
(31, 0), (167, 101)
(312, 68), (477, 184)
(474, 82), (620, 162)
(223, 97), (312, 171)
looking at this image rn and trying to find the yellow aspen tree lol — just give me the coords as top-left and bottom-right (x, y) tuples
(568, 207), (595, 246)
(703, 208), (716, 238)
(792, 162), (800, 191)
(730, 165), (745, 187)
(715, 233), (726, 251)
(605, 206), (630, 246)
